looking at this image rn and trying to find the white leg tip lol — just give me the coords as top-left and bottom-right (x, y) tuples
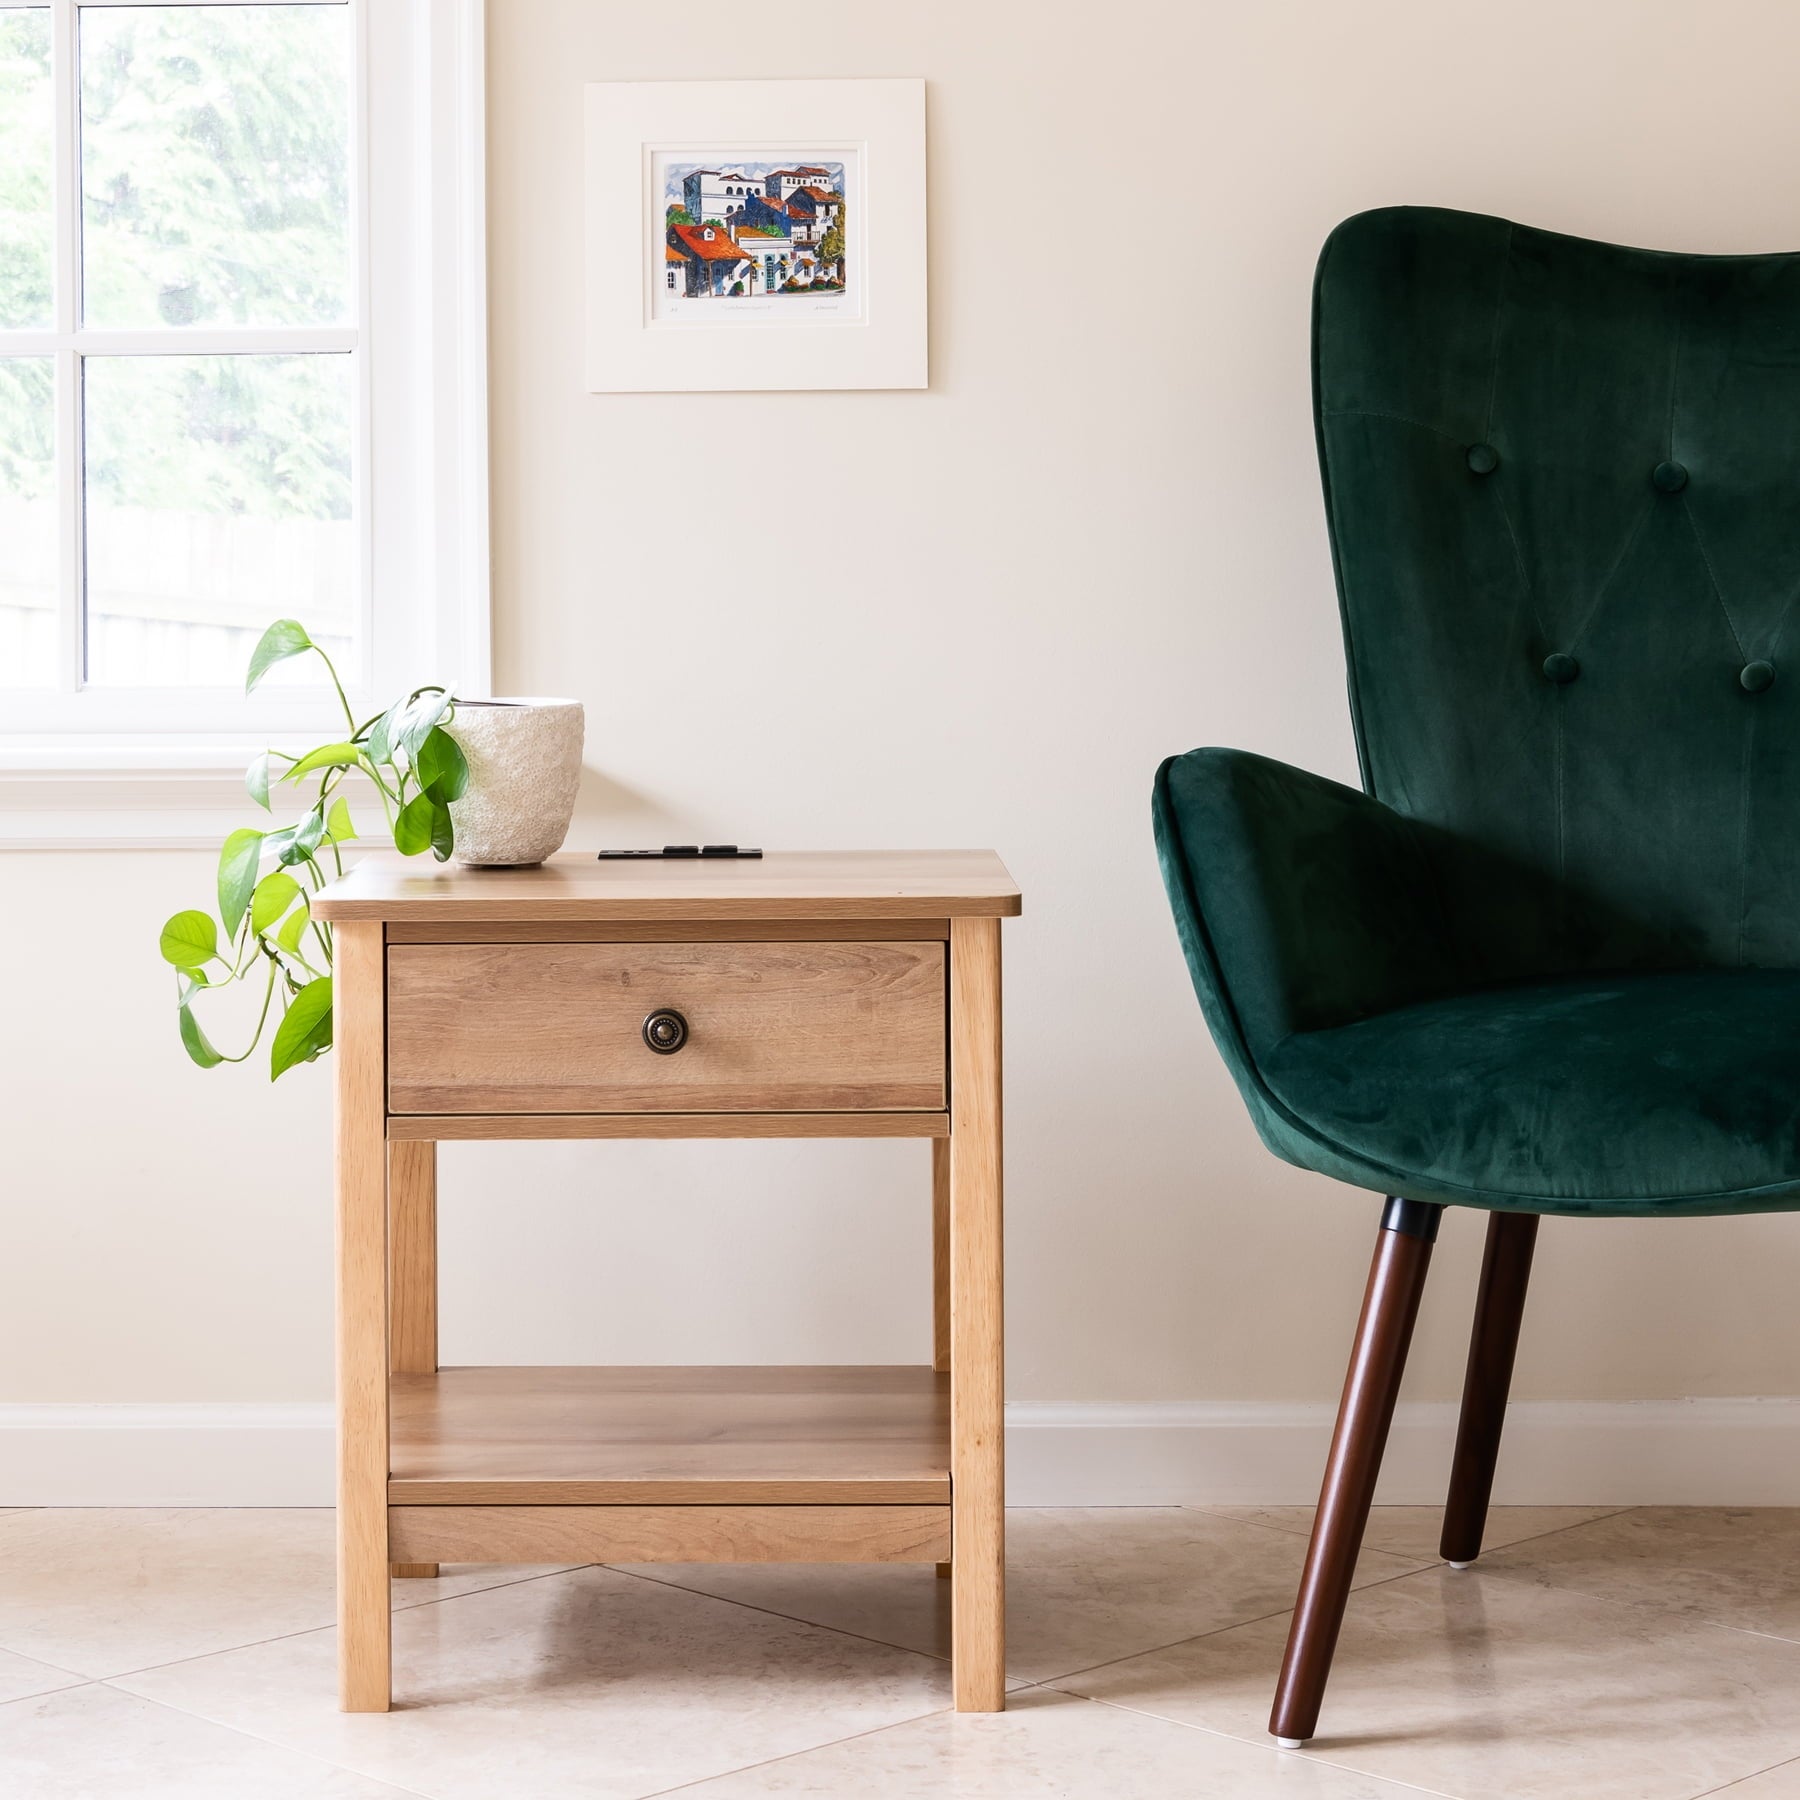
(1447, 1560), (1473, 1570)
(1275, 1737), (1307, 1749)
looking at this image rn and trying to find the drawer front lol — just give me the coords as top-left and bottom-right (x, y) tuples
(386, 941), (946, 1115)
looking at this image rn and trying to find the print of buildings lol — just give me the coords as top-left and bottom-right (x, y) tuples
(665, 162), (846, 299)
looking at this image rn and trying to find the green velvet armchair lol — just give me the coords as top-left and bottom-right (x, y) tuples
(1155, 204), (1800, 1746)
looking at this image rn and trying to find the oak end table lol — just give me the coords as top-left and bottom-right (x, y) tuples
(312, 850), (1021, 1713)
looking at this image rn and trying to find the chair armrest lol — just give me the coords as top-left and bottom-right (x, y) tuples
(1153, 747), (1465, 1067)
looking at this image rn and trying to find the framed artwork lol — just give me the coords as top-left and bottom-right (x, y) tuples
(585, 79), (927, 393)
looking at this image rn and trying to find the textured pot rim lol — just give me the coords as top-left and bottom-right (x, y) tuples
(453, 696), (583, 710)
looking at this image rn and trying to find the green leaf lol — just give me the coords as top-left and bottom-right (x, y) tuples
(244, 619), (313, 694)
(275, 902), (311, 952)
(393, 792), (437, 856)
(283, 742), (363, 782)
(270, 977), (333, 1079)
(245, 750), (272, 811)
(250, 870), (302, 936)
(325, 797), (356, 842)
(397, 689), (451, 762)
(178, 1004), (225, 1068)
(273, 809), (327, 868)
(159, 910), (219, 970)
(366, 694), (407, 765)
(428, 798), (455, 862)
(217, 828), (265, 939)
(415, 727), (468, 801)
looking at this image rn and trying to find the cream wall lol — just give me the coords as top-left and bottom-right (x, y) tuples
(7, 0), (1800, 1444)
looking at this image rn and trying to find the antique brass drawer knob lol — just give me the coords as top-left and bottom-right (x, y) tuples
(642, 1008), (689, 1054)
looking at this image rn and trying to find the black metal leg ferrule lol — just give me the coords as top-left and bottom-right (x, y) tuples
(1380, 1195), (1444, 1242)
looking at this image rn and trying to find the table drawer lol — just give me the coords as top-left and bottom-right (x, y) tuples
(386, 940), (947, 1115)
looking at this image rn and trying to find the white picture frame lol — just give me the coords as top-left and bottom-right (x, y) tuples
(585, 78), (927, 393)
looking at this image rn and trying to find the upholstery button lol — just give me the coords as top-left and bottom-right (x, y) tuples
(1542, 653), (1580, 685)
(1741, 660), (1776, 693)
(1652, 460), (1688, 493)
(1466, 443), (1499, 475)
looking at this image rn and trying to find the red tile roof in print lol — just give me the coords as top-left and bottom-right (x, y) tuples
(795, 186), (839, 203)
(665, 244), (684, 262)
(669, 224), (749, 263)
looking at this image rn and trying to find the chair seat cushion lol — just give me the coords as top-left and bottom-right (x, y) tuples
(1260, 968), (1800, 1216)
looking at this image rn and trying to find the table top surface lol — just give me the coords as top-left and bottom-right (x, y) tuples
(312, 848), (1021, 922)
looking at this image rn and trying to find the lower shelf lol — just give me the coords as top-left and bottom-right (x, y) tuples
(389, 1503), (950, 1564)
(389, 1364), (951, 1506)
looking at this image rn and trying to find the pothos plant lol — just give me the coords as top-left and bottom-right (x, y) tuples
(157, 619), (468, 1078)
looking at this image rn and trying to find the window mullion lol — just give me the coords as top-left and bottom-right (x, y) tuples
(51, 0), (80, 694)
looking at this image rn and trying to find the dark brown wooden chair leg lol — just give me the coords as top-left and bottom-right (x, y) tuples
(1270, 1196), (1441, 1747)
(1439, 1211), (1539, 1566)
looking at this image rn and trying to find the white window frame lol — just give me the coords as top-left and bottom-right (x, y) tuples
(0, 0), (489, 841)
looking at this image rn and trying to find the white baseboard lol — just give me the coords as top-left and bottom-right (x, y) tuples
(0, 1405), (336, 1507)
(2, 1397), (1793, 1508)
(1004, 1398), (1800, 1507)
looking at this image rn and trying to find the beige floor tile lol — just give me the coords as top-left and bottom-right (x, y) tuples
(673, 1685), (1449, 1798)
(1199, 1504), (1629, 1562)
(1061, 1564), (1800, 1800)
(0, 1684), (425, 1799)
(119, 1564), (957, 1800)
(0, 1646), (85, 1706)
(0, 1509), (577, 1678)
(1479, 1508), (1800, 1641)
(1708, 1758), (1800, 1796)
(613, 1506), (1429, 1684)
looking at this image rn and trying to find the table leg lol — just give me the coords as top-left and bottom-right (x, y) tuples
(335, 921), (391, 1711)
(933, 1135), (952, 1578)
(949, 916), (1005, 1710)
(389, 1138), (438, 1579)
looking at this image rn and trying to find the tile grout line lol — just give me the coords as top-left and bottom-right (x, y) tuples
(598, 1563), (962, 1671)
(1688, 1751), (1800, 1798)
(51, 1681), (448, 1800)
(1188, 1503), (1641, 1562)
(1047, 1686), (1471, 1800)
(629, 1703), (960, 1800)
(601, 1558), (1440, 1694)
(1021, 1554), (1450, 1695)
(93, 1562), (599, 1684)
(1455, 1555), (1800, 1650)
(0, 1677), (99, 1714)
(0, 1639), (97, 1686)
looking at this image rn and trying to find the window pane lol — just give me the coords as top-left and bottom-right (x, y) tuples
(0, 9), (53, 329)
(0, 356), (56, 687)
(83, 353), (355, 688)
(81, 5), (351, 330)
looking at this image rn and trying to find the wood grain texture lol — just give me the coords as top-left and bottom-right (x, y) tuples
(388, 1111), (950, 1142)
(314, 849), (1021, 922)
(334, 920), (391, 1710)
(386, 919), (950, 943)
(389, 1505), (950, 1565)
(387, 1140), (437, 1375)
(389, 1365), (950, 1506)
(932, 1135), (951, 1374)
(387, 1139), (438, 1580)
(387, 941), (946, 1115)
(949, 915), (1005, 1711)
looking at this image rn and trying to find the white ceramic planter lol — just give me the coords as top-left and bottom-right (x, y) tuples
(443, 698), (584, 866)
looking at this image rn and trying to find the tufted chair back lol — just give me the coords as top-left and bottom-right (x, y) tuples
(1316, 207), (1800, 981)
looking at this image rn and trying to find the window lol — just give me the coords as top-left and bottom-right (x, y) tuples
(0, 0), (488, 787)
